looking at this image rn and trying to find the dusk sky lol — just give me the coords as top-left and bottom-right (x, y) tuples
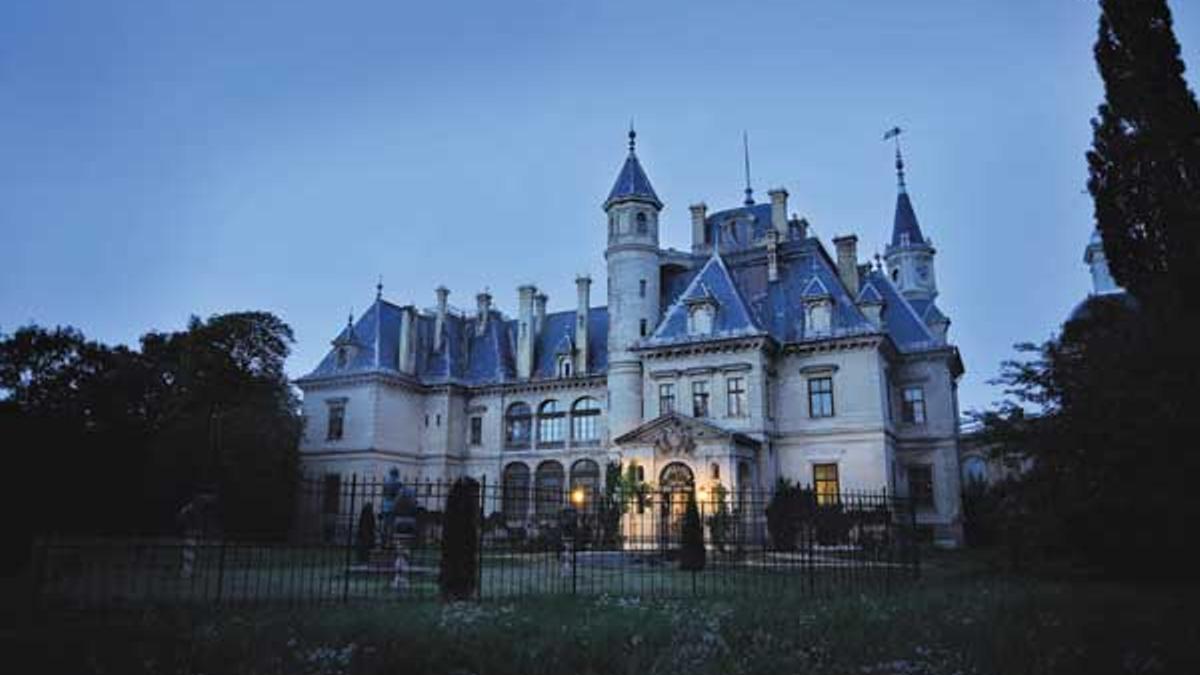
(3, 0), (1198, 414)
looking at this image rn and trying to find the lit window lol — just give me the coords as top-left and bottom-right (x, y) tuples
(813, 463), (839, 505)
(692, 380), (710, 418)
(902, 386), (926, 424)
(909, 465), (934, 508)
(726, 377), (746, 417)
(658, 382), (676, 415)
(808, 377), (834, 418)
(571, 397), (601, 443)
(326, 402), (345, 441)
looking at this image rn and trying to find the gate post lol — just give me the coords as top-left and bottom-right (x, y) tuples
(343, 474), (358, 603)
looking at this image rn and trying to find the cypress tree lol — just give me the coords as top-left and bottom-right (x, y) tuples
(679, 491), (706, 572)
(1087, 0), (1200, 314)
(438, 477), (481, 601)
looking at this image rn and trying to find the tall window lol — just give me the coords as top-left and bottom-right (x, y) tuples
(658, 383), (676, 415)
(326, 402), (345, 441)
(571, 397), (600, 443)
(692, 380), (710, 418)
(534, 461), (564, 517)
(901, 386), (926, 424)
(639, 279), (647, 298)
(502, 463), (530, 520)
(636, 211), (648, 234)
(537, 400), (564, 444)
(808, 377), (834, 418)
(570, 459), (601, 511)
(726, 377), (747, 417)
(505, 402), (532, 447)
(469, 416), (482, 445)
(813, 463), (839, 505)
(640, 319), (648, 336)
(909, 465), (934, 508)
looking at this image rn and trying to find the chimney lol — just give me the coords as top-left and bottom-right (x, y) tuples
(475, 290), (492, 336)
(398, 306), (415, 374)
(689, 202), (708, 253)
(768, 188), (789, 238)
(790, 214), (807, 240)
(832, 235), (860, 297)
(533, 292), (548, 337)
(575, 275), (591, 375)
(434, 286), (449, 351)
(517, 285), (536, 379)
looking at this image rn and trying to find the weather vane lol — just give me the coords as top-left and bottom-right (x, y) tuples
(884, 126), (906, 191)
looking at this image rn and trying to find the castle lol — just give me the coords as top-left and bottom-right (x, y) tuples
(296, 130), (966, 546)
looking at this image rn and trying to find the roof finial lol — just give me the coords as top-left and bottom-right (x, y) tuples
(347, 309), (354, 328)
(884, 126), (906, 193)
(742, 131), (754, 206)
(628, 120), (637, 154)
(376, 275), (383, 300)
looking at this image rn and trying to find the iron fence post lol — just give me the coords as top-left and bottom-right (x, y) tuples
(478, 475), (486, 601)
(343, 474), (357, 603)
(909, 493), (920, 580)
(215, 536), (227, 606)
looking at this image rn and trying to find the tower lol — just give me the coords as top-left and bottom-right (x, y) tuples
(883, 141), (938, 302)
(605, 127), (662, 437)
(1084, 229), (1120, 295)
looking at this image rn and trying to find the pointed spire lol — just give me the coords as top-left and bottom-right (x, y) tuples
(742, 131), (755, 206)
(376, 275), (383, 301)
(605, 125), (662, 209)
(884, 127), (926, 248)
(884, 126), (906, 193)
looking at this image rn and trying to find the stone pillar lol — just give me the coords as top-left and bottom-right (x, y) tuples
(575, 275), (591, 375)
(689, 203), (708, 254)
(516, 285), (536, 379)
(533, 292), (547, 338)
(475, 290), (492, 336)
(434, 286), (449, 352)
(768, 188), (789, 238)
(398, 307), (415, 373)
(832, 235), (860, 297)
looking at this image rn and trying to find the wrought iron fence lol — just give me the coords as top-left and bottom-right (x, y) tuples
(32, 475), (919, 612)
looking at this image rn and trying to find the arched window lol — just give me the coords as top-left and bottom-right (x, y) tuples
(537, 400), (564, 444)
(534, 460), (564, 517)
(502, 463), (530, 520)
(571, 397), (601, 443)
(505, 402), (532, 447)
(636, 211), (648, 234)
(570, 459), (601, 510)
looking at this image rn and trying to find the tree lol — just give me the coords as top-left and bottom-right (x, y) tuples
(438, 477), (480, 601)
(1087, 0), (1200, 314)
(355, 502), (377, 564)
(679, 490), (706, 572)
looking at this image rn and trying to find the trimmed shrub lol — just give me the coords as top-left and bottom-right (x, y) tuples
(679, 491), (706, 572)
(438, 478), (480, 601)
(355, 502), (376, 563)
(765, 479), (816, 551)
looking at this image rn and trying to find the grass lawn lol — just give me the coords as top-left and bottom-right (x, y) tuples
(6, 549), (1199, 674)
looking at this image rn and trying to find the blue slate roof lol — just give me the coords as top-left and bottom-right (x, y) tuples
(891, 191), (926, 247)
(705, 203), (774, 253)
(605, 151), (661, 208)
(862, 268), (938, 350)
(647, 254), (764, 345)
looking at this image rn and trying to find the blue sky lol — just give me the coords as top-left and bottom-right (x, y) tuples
(3, 0), (1198, 414)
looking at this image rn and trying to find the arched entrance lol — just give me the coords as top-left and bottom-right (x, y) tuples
(659, 462), (695, 551)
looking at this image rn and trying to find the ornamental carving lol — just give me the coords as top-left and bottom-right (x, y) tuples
(654, 420), (696, 456)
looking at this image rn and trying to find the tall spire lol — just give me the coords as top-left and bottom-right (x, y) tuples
(884, 126), (906, 193)
(628, 119), (636, 153)
(605, 125), (662, 209)
(742, 131), (755, 206)
(376, 275), (383, 301)
(884, 126), (925, 247)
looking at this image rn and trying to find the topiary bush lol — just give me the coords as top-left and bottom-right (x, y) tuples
(765, 479), (816, 551)
(438, 477), (480, 601)
(355, 502), (376, 564)
(679, 491), (706, 572)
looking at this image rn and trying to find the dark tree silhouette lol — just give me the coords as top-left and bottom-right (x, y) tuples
(1087, 0), (1200, 313)
(438, 477), (480, 601)
(679, 491), (706, 572)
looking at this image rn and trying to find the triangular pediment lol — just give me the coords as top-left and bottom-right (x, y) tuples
(647, 254), (762, 344)
(612, 411), (761, 450)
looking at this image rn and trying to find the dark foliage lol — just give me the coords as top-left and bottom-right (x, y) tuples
(438, 477), (480, 601)
(1087, 0), (1200, 314)
(0, 313), (301, 558)
(678, 490), (706, 572)
(814, 503), (850, 547)
(356, 503), (376, 564)
(765, 479), (816, 552)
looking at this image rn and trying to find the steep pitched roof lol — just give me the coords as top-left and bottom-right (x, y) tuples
(647, 253), (763, 345)
(891, 191), (926, 247)
(605, 151), (661, 208)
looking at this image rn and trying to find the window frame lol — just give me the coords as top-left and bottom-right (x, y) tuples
(692, 380), (710, 418)
(504, 402), (532, 447)
(326, 402), (346, 441)
(726, 376), (747, 417)
(813, 463), (840, 505)
(469, 416), (483, 446)
(807, 376), (835, 418)
(570, 397), (601, 444)
(537, 400), (565, 445)
(901, 386), (926, 424)
(658, 382), (676, 416)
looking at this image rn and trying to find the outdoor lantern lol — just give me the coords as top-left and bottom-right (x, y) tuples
(571, 487), (585, 507)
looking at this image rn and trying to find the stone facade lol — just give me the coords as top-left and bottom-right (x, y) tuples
(297, 130), (967, 546)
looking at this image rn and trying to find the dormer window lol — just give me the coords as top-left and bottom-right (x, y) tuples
(636, 211), (648, 234)
(335, 347), (348, 369)
(805, 298), (832, 336)
(688, 304), (715, 335)
(558, 356), (572, 378)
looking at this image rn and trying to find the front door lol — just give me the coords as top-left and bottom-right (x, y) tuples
(658, 462), (695, 551)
